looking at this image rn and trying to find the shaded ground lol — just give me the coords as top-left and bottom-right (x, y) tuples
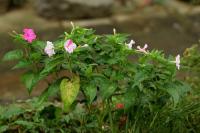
(0, 3), (200, 103)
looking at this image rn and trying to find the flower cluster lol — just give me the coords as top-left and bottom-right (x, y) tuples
(125, 39), (181, 70)
(22, 28), (181, 70)
(23, 28), (80, 57)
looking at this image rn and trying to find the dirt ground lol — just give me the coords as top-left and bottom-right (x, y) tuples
(0, 2), (200, 103)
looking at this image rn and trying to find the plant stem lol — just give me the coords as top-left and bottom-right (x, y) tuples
(108, 99), (114, 133)
(125, 113), (129, 133)
(150, 112), (158, 128)
(67, 54), (73, 77)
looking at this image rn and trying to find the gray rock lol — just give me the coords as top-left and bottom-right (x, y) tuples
(35, 0), (114, 20)
(0, 0), (9, 14)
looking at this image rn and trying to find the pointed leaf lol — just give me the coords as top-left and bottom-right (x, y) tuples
(14, 120), (34, 129)
(12, 59), (31, 69)
(164, 81), (190, 106)
(38, 79), (61, 104)
(100, 83), (117, 100)
(1, 106), (25, 119)
(132, 71), (148, 88)
(2, 49), (23, 61)
(21, 71), (40, 94)
(83, 84), (97, 103)
(124, 88), (137, 109)
(0, 125), (9, 133)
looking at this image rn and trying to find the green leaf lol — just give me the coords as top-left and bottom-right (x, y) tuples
(83, 84), (97, 103)
(38, 79), (62, 104)
(100, 83), (117, 100)
(0, 125), (9, 132)
(14, 120), (34, 129)
(60, 76), (80, 112)
(21, 71), (40, 94)
(124, 88), (137, 109)
(31, 41), (45, 52)
(85, 65), (93, 77)
(164, 81), (190, 106)
(40, 55), (64, 76)
(2, 49), (23, 61)
(132, 71), (148, 88)
(165, 84), (180, 106)
(30, 52), (42, 61)
(1, 106), (25, 119)
(12, 59), (31, 69)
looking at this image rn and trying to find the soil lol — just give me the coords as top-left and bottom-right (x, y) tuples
(0, 3), (200, 103)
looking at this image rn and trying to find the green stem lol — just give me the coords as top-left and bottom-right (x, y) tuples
(67, 54), (73, 77)
(55, 71), (59, 79)
(98, 101), (105, 132)
(108, 99), (114, 133)
(150, 112), (158, 128)
(64, 53), (73, 78)
(125, 113), (129, 133)
(25, 46), (38, 73)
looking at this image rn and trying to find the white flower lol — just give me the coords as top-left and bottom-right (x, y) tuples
(136, 44), (148, 54)
(126, 40), (135, 49)
(175, 54), (180, 70)
(113, 28), (116, 35)
(44, 41), (55, 57)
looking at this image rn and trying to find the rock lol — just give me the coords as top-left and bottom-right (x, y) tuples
(35, 0), (114, 20)
(10, 0), (27, 7)
(0, 0), (9, 14)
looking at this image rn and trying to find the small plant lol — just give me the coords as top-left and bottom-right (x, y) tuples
(1, 24), (197, 132)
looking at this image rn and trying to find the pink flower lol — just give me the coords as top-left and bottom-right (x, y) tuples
(126, 40), (135, 49)
(44, 41), (55, 57)
(64, 39), (77, 54)
(23, 28), (36, 43)
(136, 44), (148, 54)
(174, 54), (180, 70)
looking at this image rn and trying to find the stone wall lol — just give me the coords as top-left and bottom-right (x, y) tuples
(35, 0), (114, 20)
(0, 0), (26, 14)
(0, 0), (9, 14)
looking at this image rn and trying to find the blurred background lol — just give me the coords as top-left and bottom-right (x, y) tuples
(0, 0), (200, 103)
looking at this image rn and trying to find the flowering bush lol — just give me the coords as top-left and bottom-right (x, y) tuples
(1, 24), (197, 132)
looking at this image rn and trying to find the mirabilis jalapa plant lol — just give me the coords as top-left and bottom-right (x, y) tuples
(2, 23), (191, 131)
